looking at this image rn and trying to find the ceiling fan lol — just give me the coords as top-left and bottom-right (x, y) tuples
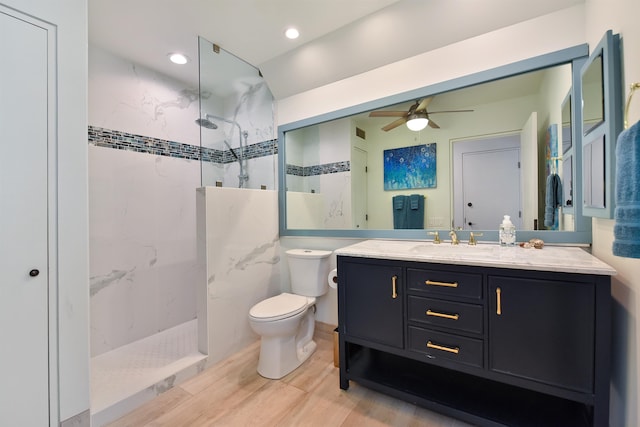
(368, 97), (474, 131)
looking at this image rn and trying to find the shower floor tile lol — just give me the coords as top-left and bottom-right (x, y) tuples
(91, 319), (206, 425)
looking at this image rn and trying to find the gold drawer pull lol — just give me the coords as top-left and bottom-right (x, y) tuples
(425, 279), (459, 288)
(427, 341), (460, 354)
(392, 275), (398, 299)
(426, 310), (459, 320)
(496, 287), (502, 315)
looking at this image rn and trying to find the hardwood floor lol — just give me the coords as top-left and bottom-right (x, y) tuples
(106, 324), (473, 427)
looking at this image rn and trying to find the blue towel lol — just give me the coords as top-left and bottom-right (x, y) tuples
(393, 196), (405, 210)
(407, 194), (424, 229)
(613, 120), (640, 258)
(544, 173), (562, 229)
(392, 195), (408, 229)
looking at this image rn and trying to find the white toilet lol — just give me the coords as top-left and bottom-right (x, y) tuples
(248, 248), (332, 379)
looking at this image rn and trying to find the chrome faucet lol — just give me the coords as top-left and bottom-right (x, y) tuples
(449, 229), (459, 245)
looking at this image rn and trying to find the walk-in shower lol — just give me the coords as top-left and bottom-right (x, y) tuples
(196, 113), (249, 188)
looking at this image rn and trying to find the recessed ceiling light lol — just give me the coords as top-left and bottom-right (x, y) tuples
(285, 27), (299, 40)
(168, 53), (189, 65)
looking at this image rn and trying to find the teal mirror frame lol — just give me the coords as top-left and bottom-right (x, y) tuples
(278, 45), (593, 244)
(580, 30), (623, 219)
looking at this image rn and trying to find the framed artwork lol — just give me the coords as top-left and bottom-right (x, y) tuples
(384, 143), (436, 190)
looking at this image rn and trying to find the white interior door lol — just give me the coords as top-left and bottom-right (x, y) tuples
(453, 135), (521, 230)
(462, 148), (521, 230)
(0, 10), (50, 425)
(351, 147), (368, 229)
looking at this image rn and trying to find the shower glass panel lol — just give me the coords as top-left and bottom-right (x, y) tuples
(197, 37), (276, 189)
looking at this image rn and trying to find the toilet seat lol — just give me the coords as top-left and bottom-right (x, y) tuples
(249, 293), (309, 322)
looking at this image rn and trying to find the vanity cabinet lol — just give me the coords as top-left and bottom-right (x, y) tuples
(342, 260), (403, 349)
(337, 255), (611, 427)
(488, 276), (595, 393)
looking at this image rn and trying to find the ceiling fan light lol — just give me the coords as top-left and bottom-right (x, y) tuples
(406, 113), (429, 131)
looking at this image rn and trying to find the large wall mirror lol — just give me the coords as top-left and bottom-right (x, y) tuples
(279, 45), (594, 243)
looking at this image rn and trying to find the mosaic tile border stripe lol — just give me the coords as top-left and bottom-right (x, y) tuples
(286, 161), (350, 177)
(88, 126), (277, 164)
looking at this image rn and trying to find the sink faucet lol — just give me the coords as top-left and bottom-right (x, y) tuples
(428, 231), (441, 244)
(468, 232), (484, 245)
(449, 230), (459, 245)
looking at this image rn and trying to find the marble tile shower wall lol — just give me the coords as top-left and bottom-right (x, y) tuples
(88, 45), (279, 357)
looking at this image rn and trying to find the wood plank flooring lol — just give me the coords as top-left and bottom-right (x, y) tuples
(106, 324), (473, 427)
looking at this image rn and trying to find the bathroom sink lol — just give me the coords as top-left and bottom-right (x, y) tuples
(409, 243), (498, 257)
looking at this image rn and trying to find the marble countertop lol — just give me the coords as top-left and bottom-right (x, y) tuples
(334, 240), (616, 276)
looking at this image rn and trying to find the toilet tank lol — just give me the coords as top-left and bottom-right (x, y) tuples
(286, 249), (332, 297)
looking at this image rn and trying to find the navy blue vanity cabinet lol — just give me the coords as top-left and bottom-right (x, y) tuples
(487, 271), (612, 427)
(488, 274), (595, 393)
(406, 266), (485, 371)
(337, 255), (611, 427)
(340, 257), (403, 349)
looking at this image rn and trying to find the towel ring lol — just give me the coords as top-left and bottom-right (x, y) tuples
(624, 82), (640, 129)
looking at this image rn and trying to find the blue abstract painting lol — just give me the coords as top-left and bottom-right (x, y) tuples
(384, 143), (437, 190)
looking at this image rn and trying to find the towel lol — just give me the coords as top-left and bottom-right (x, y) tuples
(393, 195), (405, 211)
(543, 173), (562, 228)
(392, 195), (408, 229)
(613, 120), (640, 258)
(407, 194), (425, 229)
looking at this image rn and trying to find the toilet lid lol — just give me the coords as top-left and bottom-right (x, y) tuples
(249, 293), (308, 321)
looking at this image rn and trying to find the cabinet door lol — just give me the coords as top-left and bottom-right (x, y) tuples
(342, 261), (403, 348)
(488, 276), (595, 392)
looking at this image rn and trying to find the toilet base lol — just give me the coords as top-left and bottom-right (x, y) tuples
(255, 309), (317, 379)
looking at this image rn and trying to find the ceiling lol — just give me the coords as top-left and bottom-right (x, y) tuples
(89, 0), (584, 100)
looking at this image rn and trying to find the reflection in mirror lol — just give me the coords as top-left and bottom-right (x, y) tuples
(285, 63), (575, 232)
(561, 92), (574, 212)
(561, 93), (572, 154)
(582, 55), (604, 135)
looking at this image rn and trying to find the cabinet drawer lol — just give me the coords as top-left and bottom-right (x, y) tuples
(408, 296), (483, 334)
(407, 268), (482, 300)
(408, 326), (483, 368)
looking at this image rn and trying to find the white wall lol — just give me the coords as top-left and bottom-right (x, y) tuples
(0, 0), (90, 423)
(278, 5), (586, 126)
(584, 0), (640, 426)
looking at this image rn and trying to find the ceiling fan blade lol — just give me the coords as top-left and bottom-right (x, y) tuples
(428, 109), (475, 114)
(369, 111), (408, 117)
(416, 97), (433, 112)
(382, 117), (407, 131)
(428, 119), (440, 129)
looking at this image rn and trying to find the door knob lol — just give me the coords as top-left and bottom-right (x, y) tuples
(468, 222), (474, 226)
(29, 269), (40, 277)
(467, 202), (473, 207)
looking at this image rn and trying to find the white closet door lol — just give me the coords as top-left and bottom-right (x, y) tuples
(0, 10), (50, 425)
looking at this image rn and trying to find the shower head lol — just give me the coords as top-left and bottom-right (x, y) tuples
(195, 118), (218, 130)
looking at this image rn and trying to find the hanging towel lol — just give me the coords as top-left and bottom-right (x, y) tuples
(407, 194), (425, 229)
(543, 173), (563, 228)
(613, 120), (640, 258)
(392, 195), (408, 229)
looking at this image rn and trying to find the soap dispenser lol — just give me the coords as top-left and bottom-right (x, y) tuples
(499, 215), (516, 247)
